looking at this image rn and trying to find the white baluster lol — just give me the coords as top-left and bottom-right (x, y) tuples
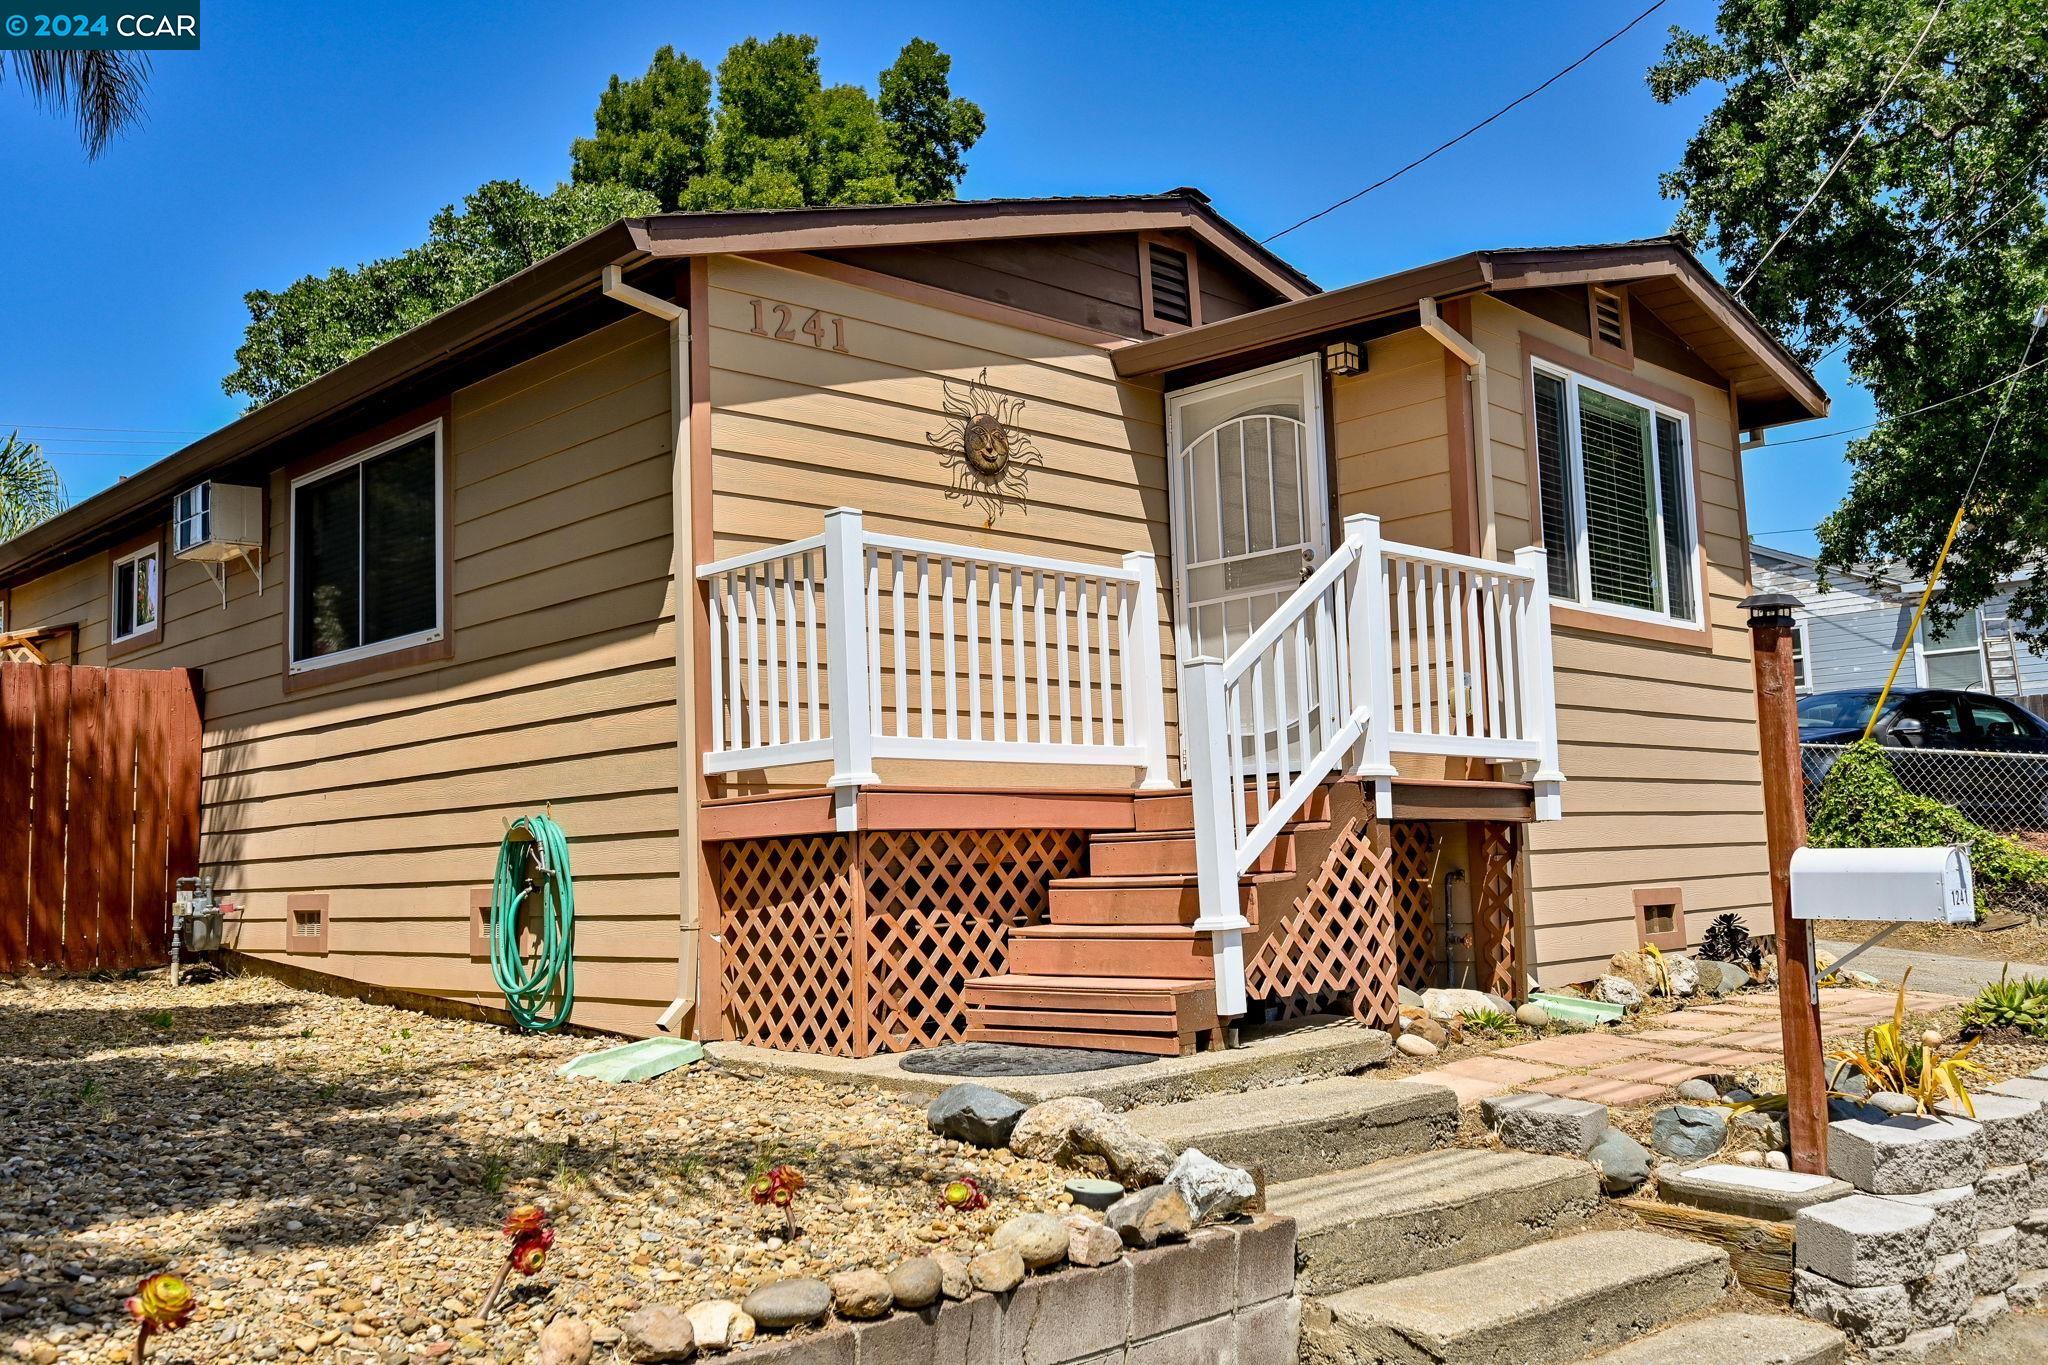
(1121, 552), (1171, 790)
(1347, 516), (1396, 818)
(1184, 656), (1248, 1019)
(1515, 544), (1565, 820)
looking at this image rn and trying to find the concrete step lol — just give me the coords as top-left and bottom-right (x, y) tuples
(1582, 1312), (1846, 1364)
(1087, 828), (1304, 876)
(1300, 1230), (1732, 1365)
(1270, 1147), (1599, 1295)
(1125, 1078), (1458, 1185)
(961, 974), (1216, 1056)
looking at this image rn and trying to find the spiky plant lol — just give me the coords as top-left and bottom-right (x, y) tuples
(1960, 968), (2048, 1039)
(1831, 969), (1988, 1117)
(1700, 912), (1763, 972)
(1461, 1006), (1520, 1037)
(0, 433), (67, 542)
(1, 49), (150, 157)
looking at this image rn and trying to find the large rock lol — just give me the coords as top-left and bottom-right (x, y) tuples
(1659, 954), (1701, 998)
(1395, 1033), (1440, 1058)
(1515, 1002), (1551, 1027)
(1420, 987), (1513, 1021)
(968, 1247), (1024, 1294)
(1651, 1105), (1728, 1161)
(1162, 1147), (1257, 1223)
(1105, 1184), (1193, 1248)
(1734, 1109), (1790, 1152)
(926, 1083), (1027, 1149)
(683, 1300), (753, 1352)
(1829, 1117), (1987, 1194)
(1695, 959), (1748, 995)
(828, 1269), (894, 1320)
(1588, 1128), (1652, 1195)
(1593, 975), (1645, 1010)
(1064, 1213), (1123, 1267)
(621, 1304), (698, 1361)
(992, 1212), (1069, 1270)
(1008, 1095), (1173, 1185)
(540, 1318), (594, 1365)
(886, 1259), (943, 1311)
(932, 1252), (971, 1302)
(1606, 950), (1654, 988)
(1796, 1195), (1935, 1286)
(741, 1278), (831, 1331)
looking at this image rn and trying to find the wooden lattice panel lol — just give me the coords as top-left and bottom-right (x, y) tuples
(1244, 808), (1414, 1030)
(1472, 821), (1520, 1000)
(1387, 822), (1439, 991)
(717, 834), (864, 1056)
(861, 828), (1086, 1053)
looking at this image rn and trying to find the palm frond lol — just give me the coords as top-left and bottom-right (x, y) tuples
(3, 49), (151, 157)
(0, 432), (68, 541)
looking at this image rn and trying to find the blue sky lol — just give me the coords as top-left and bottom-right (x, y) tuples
(1, 0), (1859, 555)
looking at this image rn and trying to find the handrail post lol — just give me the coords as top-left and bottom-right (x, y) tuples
(1347, 514), (1398, 819)
(824, 508), (879, 831)
(1121, 551), (1174, 791)
(1183, 656), (1248, 1020)
(1515, 545), (1566, 820)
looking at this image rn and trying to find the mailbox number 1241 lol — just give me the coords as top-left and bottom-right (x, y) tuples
(749, 299), (849, 353)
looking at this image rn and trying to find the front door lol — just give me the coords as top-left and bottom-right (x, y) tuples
(1166, 356), (1331, 771)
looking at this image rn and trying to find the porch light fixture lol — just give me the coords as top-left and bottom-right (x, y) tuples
(1323, 338), (1364, 376)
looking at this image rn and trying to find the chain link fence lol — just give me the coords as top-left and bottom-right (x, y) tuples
(1803, 742), (2048, 917)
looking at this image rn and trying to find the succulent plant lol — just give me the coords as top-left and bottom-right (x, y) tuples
(942, 1176), (989, 1211)
(749, 1163), (805, 1238)
(484, 1203), (554, 1317)
(124, 1272), (194, 1361)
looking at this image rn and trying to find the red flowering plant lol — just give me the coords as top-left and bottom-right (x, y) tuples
(748, 1163), (805, 1239)
(941, 1176), (988, 1212)
(124, 1272), (195, 1362)
(483, 1203), (554, 1317)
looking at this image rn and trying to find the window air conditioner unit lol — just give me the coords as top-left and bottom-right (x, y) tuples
(172, 481), (266, 606)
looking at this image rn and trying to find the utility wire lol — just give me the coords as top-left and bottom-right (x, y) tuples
(1261, 0), (1669, 245)
(0, 421), (201, 435)
(1746, 354), (2048, 449)
(1734, 0), (1948, 298)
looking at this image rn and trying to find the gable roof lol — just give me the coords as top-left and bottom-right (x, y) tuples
(0, 191), (1311, 585)
(1112, 238), (1829, 430)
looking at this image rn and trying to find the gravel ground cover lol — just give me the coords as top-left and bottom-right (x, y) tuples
(0, 972), (1075, 1363)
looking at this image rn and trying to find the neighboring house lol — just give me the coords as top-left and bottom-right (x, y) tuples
(1750, 544), (2048, 698)
(0, 192), (1827, 1054)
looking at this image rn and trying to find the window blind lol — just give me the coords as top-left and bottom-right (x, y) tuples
(1577, 388), (1662, 614)
(1532, 370), (1577, 600)
(1655, 414), (1694, 621)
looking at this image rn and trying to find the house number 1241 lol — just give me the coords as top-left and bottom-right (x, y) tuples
(749, 299), (850, 353)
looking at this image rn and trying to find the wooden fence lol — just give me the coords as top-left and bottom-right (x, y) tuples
(0, 663), (202, 973)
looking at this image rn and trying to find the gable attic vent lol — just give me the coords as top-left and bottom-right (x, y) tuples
(1589, 285), (1631, 360)
(1140, 237), (1200, 334)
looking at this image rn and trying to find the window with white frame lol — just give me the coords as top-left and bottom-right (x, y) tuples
(1791, 618), (1809, 692)
(1530, 362), (1700, 626)
(1916, 610), (1987, 690)
(289, 422), (443, 671)
(110, 542), (161, 644)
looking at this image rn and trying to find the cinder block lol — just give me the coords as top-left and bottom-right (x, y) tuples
(1904, 1252), (1970, 1329)
(1235, 1216), (1295, 1308)
(1969, 1225), (2018, 1296)
(1657, 1163), (1852, 1221)
(1878, 1186), (1977, 1256)
(1793, 1270), (1914, 1347)
(1126, 1313), (1233, 1365)
(1796, 1195), (1934, 1286)
(1494, 1095), (1610, 1156)
(1233, 1295), (1300, 1364)
(1828, 1116), (1986, 1194)
(2020, 1210), (2048, 1271)
(1129, 1227), (1236, 1339)
(1939, 1093), (2048, 1165)
(1959, 1292), (2008, 1335)
(736, 1323), (858, 1364)
(2009, 1266), (2048, 1309)
(1988, 1077), (2048, 1104)
(1000, 1260), (1132, 1365)
(1975, 1164), (2031, 1231)
(856, 1294), (1000, 1365)
(1864, 1324), (1957, 1362)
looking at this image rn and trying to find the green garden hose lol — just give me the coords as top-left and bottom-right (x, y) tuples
(491, 814), (576, 1032)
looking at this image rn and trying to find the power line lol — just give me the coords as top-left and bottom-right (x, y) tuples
(1746, 354), (2047, 450)
(17, 434), (187, 447)
(1733, 0), (1948, 298)
(0, 420), (202, 435)
(1260, 0), (1669, 245)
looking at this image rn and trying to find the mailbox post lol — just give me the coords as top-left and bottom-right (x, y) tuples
(1742, 591), (1828, 1175)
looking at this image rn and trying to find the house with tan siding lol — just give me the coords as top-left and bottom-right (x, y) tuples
(0, 191), (1826, 1055)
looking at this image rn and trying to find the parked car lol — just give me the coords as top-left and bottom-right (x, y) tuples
(1800, 686), (2048, 823)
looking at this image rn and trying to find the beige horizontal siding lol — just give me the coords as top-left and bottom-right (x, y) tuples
(1331, 331), (1453, 547)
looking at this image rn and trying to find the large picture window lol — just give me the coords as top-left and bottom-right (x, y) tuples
(1531, 362), (1700, 626)
(289, 422), (443, 672)
(111, 542), (161, 645)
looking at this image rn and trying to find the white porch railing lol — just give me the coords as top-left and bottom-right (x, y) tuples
(699, 508), (1172, 829)
(1181, 514), (1564, 1015)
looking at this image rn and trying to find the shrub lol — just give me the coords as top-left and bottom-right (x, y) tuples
(1699, 912), (1764, 972)
(1808, 741), (2048, 916)
(1960, 969), (2048, 1038)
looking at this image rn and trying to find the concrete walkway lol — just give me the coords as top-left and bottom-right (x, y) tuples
(1818, 939), (2048, 998)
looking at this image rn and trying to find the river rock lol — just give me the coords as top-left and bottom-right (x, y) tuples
(828, 1269), (894, 1320)
(926, 1083), (1027, 1149)
(1589, 1128), (1653, 1195)
(1652, 1104), (1728, 1160)
(968, 1247), (1025, 1294)
(621, 1304), (698, 1361)
(886, 1258), (944, 1311)
(1163, 1147), (1257, 1223)
(540, 1318), (594, 1365)
(933, 1252), (972, 1301)
(1516, 1002), (1551, 1027)
(1399, 1008), (1449, 1045)
(742, 1277), (831, 1331)
(993, 1212), (1069, 1270)
(1675, 1078), (1720, 1103)
(1396, 1033), (1439, 1058)
(683, 1300), (753, 1352)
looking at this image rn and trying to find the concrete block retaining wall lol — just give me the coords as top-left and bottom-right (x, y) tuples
(734, 1216), (1298, 1364)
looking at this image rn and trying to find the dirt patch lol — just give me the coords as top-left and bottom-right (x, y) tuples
(1816, 916), (2048, 966)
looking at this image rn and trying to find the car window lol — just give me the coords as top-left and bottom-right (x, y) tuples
(1966, 698), (2040, 742)
(1897, 695), (1964, 741)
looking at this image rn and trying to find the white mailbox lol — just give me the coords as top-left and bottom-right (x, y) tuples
(1790, 846), (1974, 925)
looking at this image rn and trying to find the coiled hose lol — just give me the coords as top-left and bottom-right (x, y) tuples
(490, 814), (576, 1032)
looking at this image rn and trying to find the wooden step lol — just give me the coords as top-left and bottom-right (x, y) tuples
(1006, 923), (1215, 979)
(1088, 829), (1301, 876)
(1046, 875), (1258, 927)
(1133, 784), (1331, 832)
(963, 973), (1217, 1056)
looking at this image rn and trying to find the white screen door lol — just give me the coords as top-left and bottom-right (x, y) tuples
(1166, 356), (1331, 770)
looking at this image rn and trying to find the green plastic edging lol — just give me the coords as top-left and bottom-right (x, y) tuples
(559, 1037), (707, 1083)
(1530, 992), (1625, 1026)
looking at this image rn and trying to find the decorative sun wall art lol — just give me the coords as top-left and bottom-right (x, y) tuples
(926, 370), (1043, 525)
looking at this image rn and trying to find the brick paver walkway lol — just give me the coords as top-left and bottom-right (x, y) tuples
(1406, 984), (1960, 1107)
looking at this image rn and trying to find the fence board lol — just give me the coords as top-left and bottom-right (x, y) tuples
(0, 663), (199, 973)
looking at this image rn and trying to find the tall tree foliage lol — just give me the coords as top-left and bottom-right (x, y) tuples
(570, 35), (983, 211)
(229, 34), (983, 407)
(1651, 0), (2048, 633)
(0, 433), (67, 542)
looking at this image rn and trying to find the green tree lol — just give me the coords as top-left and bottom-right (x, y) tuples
(1650, 1), (2048, 633)
(2, 49), (149, 157)
(222, 179), (659, 408)
(568, 45), (714, 213)
(0, 432), (67, 542)
(880, 38), (986, 204)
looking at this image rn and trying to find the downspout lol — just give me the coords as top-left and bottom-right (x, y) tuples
(601, 265), (700, 1036)
(1418, 298), (1497, 560)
